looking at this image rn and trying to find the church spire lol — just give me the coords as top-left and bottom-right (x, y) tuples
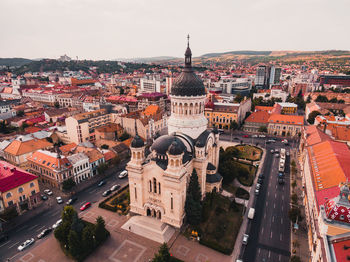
(185, 34), (192, 68)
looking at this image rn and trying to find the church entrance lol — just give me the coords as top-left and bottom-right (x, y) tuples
(145, 206), (162, 220)
(147, 208), (151, 216)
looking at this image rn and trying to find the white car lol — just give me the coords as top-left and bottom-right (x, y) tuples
(52, 219), (62, 229)
(56, 197), (63, 204)
(242, 234), (249, 245)
(118, 170), (128, 179)
(252, 134), (258, 138)
(17, 238), (35, 251)
(258, 134), (266, 138)
(44, 189), (53, 196)
(110, 184), (121, 191)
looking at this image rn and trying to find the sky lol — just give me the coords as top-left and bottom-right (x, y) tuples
(0, 0), (349, 60)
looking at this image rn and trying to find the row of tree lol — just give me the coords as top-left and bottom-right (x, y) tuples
(54, 206), (110, 261)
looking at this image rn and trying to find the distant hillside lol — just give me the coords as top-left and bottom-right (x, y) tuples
(201, 51), (272, 58)
(0, 58), (33, 67)
(118, 56), (179, 63)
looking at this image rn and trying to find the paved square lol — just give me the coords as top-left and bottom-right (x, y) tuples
(109, 240), (146, 262)
(175, 245), (190, 257)
(196, 253), (209, 262)
(83, 211), (95, 219)
(107, 219), (119, 228)
(19, 252), (34, 262)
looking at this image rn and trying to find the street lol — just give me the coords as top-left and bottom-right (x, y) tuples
(0, 168), (129, 261)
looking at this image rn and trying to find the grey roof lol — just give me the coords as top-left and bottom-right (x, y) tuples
(151, 135), (186, 155)
(206, 172), (223, 183)
(207, 162), (216, 171)
(131, 135), (144, 148)
(171, 70), (206, 97)
(195, 130), (211, 147)
(168, 140), (185, 155)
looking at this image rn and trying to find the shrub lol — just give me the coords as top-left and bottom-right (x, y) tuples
(235, 188), (250, 200)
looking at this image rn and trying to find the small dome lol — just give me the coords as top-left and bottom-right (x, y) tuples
(131, 135), (144, 148)
(168, 140), (185, 155)
(207, 162), (216, 171)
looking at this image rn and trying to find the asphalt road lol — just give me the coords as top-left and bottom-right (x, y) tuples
(0, 168), (129, 261)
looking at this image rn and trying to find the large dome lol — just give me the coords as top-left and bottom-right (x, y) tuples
(170, 39), (205, 97)
(151, 135), (186, 155)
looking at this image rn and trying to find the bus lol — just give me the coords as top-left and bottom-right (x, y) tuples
(280, 148), (286, 159)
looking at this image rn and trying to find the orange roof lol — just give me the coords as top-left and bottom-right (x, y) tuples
(327, 125), (350, 141)
(143, 105), (160, 116)
(308, 141), (350, 192)
(268, 114), (304, 126)
(85, 149), (104, 163)
(103, 150), (117, 161)
(4, 139), (53, 156)
(27, 150), (72, 171)
(304, 126), (331, 146)
(122, 137), (133, 147)
(255, 106), (274, 112)
(95, 123), (121, 133)
(24, 126), (42, 134)
(245, 111), (270, 124)
(59, 143), (77, 154)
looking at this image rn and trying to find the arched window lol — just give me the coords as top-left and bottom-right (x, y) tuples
(158, 183), (161, 194)
(153, 178), (157, 193)
(135, 187), (137, 200)
(6, 192), (12, 199)
(149, 180), (152, 192)
(171, 196), (173, 210)
(18, 187), (24, 193)
(30, 182), (34, 188)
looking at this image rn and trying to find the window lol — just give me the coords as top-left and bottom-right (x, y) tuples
(8, 201), (13, 206)
(6, 192), (12, 199)
(158, 183), (161, 194)
(135, 187), (137, 200)
(149, 180), (152, 192)
(31, 190), (36, 195)
(153, 178), (157, 193)
(18, 187), (24, 193)
(30, 182), (34, 188)
(171, 196), (173, 210)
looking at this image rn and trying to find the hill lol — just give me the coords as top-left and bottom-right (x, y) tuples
(0, 58), (33, 67)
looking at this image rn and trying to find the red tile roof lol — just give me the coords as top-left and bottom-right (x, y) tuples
(245, 111), (270, 124)
(0, 161), (38, 193)
(332, 238), (350, 261)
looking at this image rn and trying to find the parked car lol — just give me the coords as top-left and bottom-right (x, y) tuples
(80, 202), (91, 211)
(234, 137), (239, 140)
(118, 170), (128, 179)
(275, 153), (280, 158)
(286, 151), (290, 156)
(44, 189), (53, 196)
(268, 139), (276, 143)
(258, 134), (266, 138)
(252, 134), (258, 138)
(258, 173), (265, 179)
(17, 238), (35, 251)
(52, 219), (62, 229)
(255, 189), (259, 195)
(256, 183), (261, 190)
(37, 228), (52, 239)
(242, 234), (249, 245)
(278, 177), (285, 185)
(242, 135), (249, 138)
(56, 197), (63, 204)
(270, 149), (274, 153)
(41, 194), (48, 201)
(66, 196), (78, 205)
(258, 178), (263, 184)
(282, 139), (289, 145)
(0, 233), (8, 243)
(110, 184), (121, 191)
(97, 180), (105, 187)
(102, 190), (112, 197)
(218, 129), (225, 134)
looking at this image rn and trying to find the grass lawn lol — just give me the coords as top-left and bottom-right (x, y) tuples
(222, 183), (237, 195)
(236, 161), (256, 187)
(198, 193), (244, 254)
(235, 187), (250, 200)
(235, 145), (262, 161)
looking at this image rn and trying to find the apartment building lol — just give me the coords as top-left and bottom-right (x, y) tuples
(67, 153), (90, 184)
(267, 114), (303, 136)
(22, 90), (58, 106)
(0, 161), (40, 214)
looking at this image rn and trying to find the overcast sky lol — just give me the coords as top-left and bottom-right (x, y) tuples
(0, 0), (349, 60)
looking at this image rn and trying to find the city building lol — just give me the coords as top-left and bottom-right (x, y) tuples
(127, 40), (222, 228)
(67, 153), (91, 184)
(213, 77), (252, 96)
(140, 78), (161, 93)
(269, 66), (281, 87)
(243, 110), (270, 133)
(0, 160), (40, 214)
(255, 65), (269, 88)
(278, 102), (298, 114)
(267, 114), (303, 136)
(0, 100), (19, 120)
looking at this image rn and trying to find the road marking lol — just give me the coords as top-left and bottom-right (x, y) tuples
(282, 206), (284, 211)
(0, 240), (10, 248)
(272, 216), (274, 223)
(9, 241), (20, 249)
(87, 188), (95, 193)
(28, 224), (39, 230)
(264, 213), (266, 219)
(261, 227), (264, 234)
(267, 191), (269, 197)
(270, 232), (273, 238)
(275, 193), (277, 198)
(281, 218), (283, 224)
(51, 211), (60, 217)
(279, 254), (282, 261)
(258, 248), (261, 255)
(16, 225), (28, 233)
(266, 202), (268, 207)
(275, 185), (277, 189)
(36, 225), (45, 232)
(282, 195), (284, 201)
(280, 234), (283, 241)
(268, 251), (271, 258)
(274, 203), (276, 209)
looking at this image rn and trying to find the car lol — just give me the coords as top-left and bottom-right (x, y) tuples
(41, 194), (48, 201)
(270, 149), (274, 153)
(252, 134), (258, 138)
(66, 196), (78, 205)
(242, 135), (249, 138)
(17, 238), (35, 251)
(268, 139), (276, 143)
(102, 190), (112, 197)
(286, 151), (290, 156)
(0, 233), (8, 243)
(278, 172), (284, 178)
(275, 153), (280, 158)
(255, 189), (259, 195)
(97, 180), (105, 187)
(266, 140), (270, 144)
(44, 189), (53, 196)
(242, 234), (249, 245)
(37, 228), (52, 239)
(56, 197), (63, 204)
(258, 178), (263, 184)
(234, 137), (239, 140)
(282, 139), (289, 145)
(80, 202), (91, 211)
(278, 177), (285, 185)
(118, 170), (128, 179)
(256, 183), (261, 190)
(52, 219), (62, 229)
(110, 184), (121, 191)
(258, 173), (265, 179)
(259, 134), (266, 138)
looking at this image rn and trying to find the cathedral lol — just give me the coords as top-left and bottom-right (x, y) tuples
(126, 39), (222, 228)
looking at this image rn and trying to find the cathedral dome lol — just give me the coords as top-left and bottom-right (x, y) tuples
(131, 135), (144, 148)
(168, 140), (184, 155)
(151, 135), (186, 155)
(170, 36), (205, 97)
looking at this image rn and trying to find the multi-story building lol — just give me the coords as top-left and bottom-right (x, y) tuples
(0, 100), (19, 120)
(213, 78), (252, 96)
(65, 109), (112, 144)
(67, 153), (90, 184)
(137, 92), (169, 112)
(267, 114), (303, 136)
(140, 78), (161, 93)
(243, 110), (270, 133)
(255, 65), (269, 88)
(27, 150), (73, 189)
(22, 90), (58, 106)
(253, 89), (288, 102)
(0, 161), (40, 214)
(278, 102), (298, 114)
(269, 66), (281, 87)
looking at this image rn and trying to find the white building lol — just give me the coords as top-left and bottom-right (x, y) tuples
(67, 153), (91, 184)
(213, 77), (252, 95)
(140, 78), (161, 93)
(127, 42), (222, 228)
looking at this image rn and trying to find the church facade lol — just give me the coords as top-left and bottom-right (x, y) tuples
(126, 40), (222, 228)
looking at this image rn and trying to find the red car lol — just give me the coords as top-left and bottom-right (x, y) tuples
(242, 135), (249, 138)
(80, 202), (91, 211)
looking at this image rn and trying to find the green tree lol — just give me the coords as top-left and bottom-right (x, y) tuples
(97, 163), (109, 175)
(185, 169), (202, 225)
(229, 120), (238, 132)
(187, 169), (201, 202)
(258, 126), (267, 133)
(17, 110), (24, 117)
(152, 243), (171, 262)
(62, 178), (76, 191)
(234, 93), (243, 103)
(82, 224), (95, 251)
(315, 95), (328, 102)
(290, 255), (302, 262)
(95, 216), (109, 244)
(307, 110), (321, 124)
(62, 205), (77, 225)
(68, 230), (83, 259)
(288, 207), (303, 223)
(71, 213), (84, 235)
(54, 221), (71, 247)
(306, 95), (311, 103)
(110, 156), (121, 166)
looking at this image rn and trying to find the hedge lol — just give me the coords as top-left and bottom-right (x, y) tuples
(199, 238), (232, 255)
(98, 185), (129, 213)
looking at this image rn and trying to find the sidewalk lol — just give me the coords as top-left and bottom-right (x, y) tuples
(231, 147), (267, 261)
(290, 149), (310, 261)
